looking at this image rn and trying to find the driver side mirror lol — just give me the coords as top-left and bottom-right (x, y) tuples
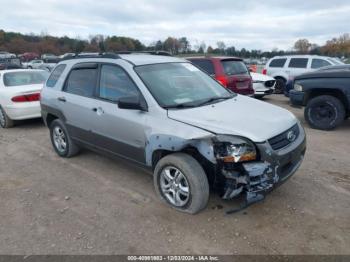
(118, 96), (148, 111)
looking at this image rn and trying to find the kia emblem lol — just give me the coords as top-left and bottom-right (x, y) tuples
(287, 130), (297, 142)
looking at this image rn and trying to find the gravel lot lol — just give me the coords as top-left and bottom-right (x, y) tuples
(0, 95), (349, 255)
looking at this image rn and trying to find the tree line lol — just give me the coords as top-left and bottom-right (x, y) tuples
(0, 29), (349, 58)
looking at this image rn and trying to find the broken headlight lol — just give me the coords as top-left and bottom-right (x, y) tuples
(215, 137), (257, 163)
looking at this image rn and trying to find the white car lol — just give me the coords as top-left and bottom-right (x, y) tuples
(26, 59), (44, 69)
(250, 72), (275, 98)
(0, 69), (49, 128)
(263, 55), (343, 93)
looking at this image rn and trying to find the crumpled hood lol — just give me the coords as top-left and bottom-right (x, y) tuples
(167, 95), (297, 142)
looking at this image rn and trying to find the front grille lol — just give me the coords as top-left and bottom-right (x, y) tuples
(265, 80), (276, 88)
(268, 124), (300, 150)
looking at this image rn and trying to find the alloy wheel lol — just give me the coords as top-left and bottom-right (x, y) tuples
(160, 166), (190, 207)
(53, 126), (67, 153)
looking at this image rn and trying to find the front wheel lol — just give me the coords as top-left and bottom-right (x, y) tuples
(305, 95), (345, 130)
(154, 153), (209, 214)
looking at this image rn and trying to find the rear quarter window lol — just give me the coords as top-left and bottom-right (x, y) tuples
(189, 59), (215, 75)
(46, 64), (66, 87)
(311, 59), (331, 69)
(269, 58), (287, 68)
(288, 58), (308, 68)
(221, 60), (248, 75)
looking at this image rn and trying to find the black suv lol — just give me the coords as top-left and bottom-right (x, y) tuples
(290, 65), (350, 130)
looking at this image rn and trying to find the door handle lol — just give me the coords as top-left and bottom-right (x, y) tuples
(92, 107), (104, 115)
(57, 97), (66, 102)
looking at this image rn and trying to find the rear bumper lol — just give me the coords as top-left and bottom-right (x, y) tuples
(4, 102), (41, 120)
(289, 90), (305, 106)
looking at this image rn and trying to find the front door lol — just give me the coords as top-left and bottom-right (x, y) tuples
(91, 63), (147, 164)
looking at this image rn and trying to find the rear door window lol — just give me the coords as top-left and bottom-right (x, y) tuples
(65, 68), (98, 97)
(221, 60), (248, 75)
(311, 59), (331, 69)
(288, 58), (308, 68)
(189, 59), (215, 75)
(269, 58), (287, 68)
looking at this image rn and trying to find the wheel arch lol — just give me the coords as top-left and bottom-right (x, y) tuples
(306, 88), (348, 110)
(152, 146), (216, 186)
(46, 113), (58, 127)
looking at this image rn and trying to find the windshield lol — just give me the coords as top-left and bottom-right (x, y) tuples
(135, 63), (234, 108)
(221, 60), (249, 75)
(327, 58), (344, 65)
(3, 71), (49, 87)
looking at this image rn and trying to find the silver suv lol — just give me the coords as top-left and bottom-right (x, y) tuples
(41, 53), (306, 214)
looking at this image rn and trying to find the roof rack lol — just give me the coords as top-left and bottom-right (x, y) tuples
(60, 52), (121, 61)
(116, 51), (173, 56)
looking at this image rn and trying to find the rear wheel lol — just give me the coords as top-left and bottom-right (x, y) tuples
(305, 95), (345, 130)
(154, 153), (209, 214)
(0, 106), (14, 128)
(49, 119), (80, 157)
(274, 77), (286, 94)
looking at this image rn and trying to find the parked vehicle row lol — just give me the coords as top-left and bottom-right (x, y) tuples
(38, 53), (306, 214)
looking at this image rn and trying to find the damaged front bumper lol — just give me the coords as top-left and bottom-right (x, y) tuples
(220, 123), (306, 203)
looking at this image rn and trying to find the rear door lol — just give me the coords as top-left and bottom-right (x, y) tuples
(287, 58), (310, 77)
(90, 63), (147, 164)
(59, 63), (99, 144)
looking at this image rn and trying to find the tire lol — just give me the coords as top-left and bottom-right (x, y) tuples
(254, 95), (265, 99)
(154, 153), (209, 214)
(49, 119), (80, 157)
(305, 95), (345, 130)
(274, 77), (286, 94)
(0, 106), (14, 128)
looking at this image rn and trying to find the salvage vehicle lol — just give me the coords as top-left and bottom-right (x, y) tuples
(263, 55), (343, 93)
(41, 53), (306, 214)
(187, 57), (254, 96)
(250, 72), (275, 98)
(290, 67), (350, 130)
(0, 69), (49, 128)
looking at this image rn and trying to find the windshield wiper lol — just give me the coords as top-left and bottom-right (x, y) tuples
(164, 103), (197, 109)
(195, 95), (234, 107)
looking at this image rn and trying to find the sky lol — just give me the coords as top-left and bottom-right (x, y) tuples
(0, 0), (349, 51)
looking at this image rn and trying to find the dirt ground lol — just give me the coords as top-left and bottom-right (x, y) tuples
(0, 95), (349, 255)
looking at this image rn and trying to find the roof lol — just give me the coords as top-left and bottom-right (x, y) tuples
(270, 55), (333, 59)
(58, 54), (187, 67)
(119, 54), (186, 65)
(186, 56), (242, 61)
(0, 69), (46, 73)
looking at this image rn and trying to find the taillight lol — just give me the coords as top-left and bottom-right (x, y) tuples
(12, 93), (40, 102)
(262, 69), (267, 75)
(216, 76), (228, 87)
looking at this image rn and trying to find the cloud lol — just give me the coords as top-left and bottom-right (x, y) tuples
(0, 0), (349, 50)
